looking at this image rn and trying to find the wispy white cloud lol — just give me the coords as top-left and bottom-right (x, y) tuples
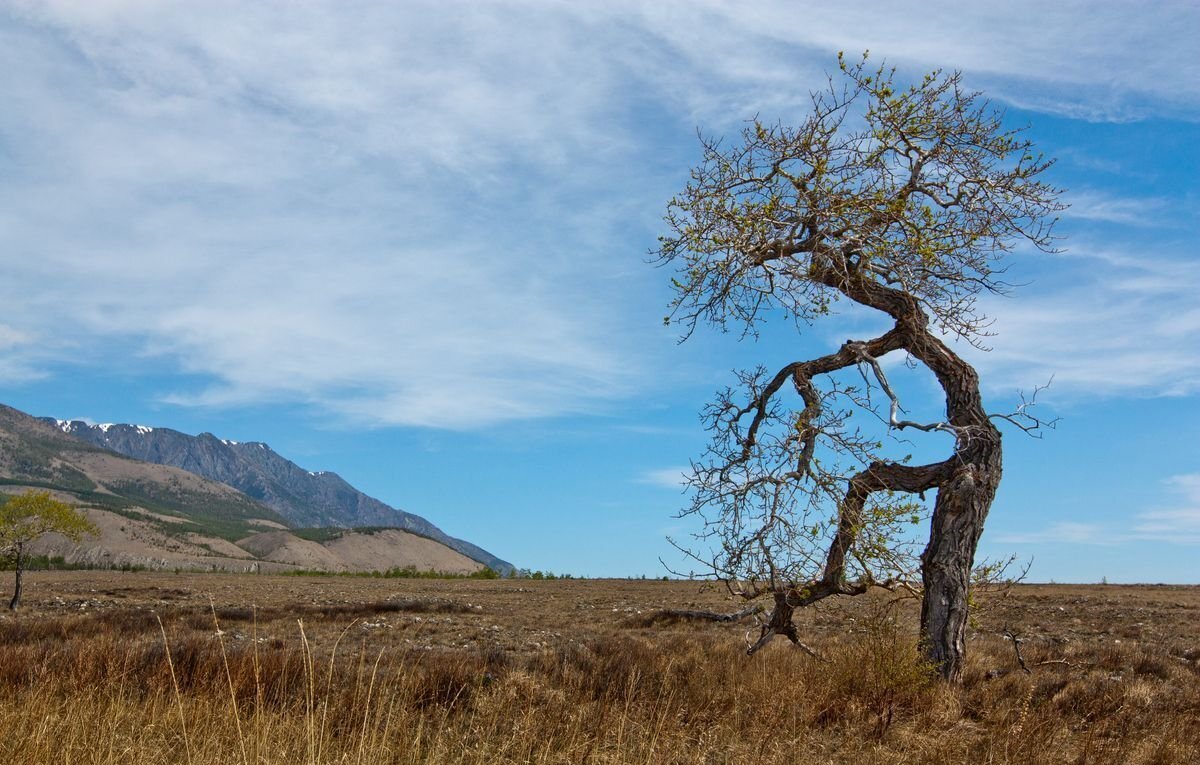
(0, 324), (46, 384)
(993, 521), (1119, 545)
(995, 474), (1200, 547)
(960, 246), (1200, 400)
(0, 361), (46, 385)
(1063, 190), (1170, 227)
(649, 0), (1200, 123)
(1134, 474), (1200, 544)
(0, 2), (1196, 429)
(638, 467), (690, 489)
(0, 3), (658, 428)
(0, 324), (32, 352)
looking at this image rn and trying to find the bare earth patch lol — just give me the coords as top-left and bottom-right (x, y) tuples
(322, 530), (483, 575)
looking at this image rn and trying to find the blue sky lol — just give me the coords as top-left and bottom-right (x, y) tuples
(1, 1), (1198, 581)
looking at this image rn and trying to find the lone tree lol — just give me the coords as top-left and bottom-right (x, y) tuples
(657, 54), (1062, 682)
(1, 490), (97, 610)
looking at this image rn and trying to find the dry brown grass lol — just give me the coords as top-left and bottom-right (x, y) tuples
(0, 573), (1197, 764)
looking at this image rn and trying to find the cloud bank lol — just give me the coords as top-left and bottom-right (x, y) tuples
(996, 474), (1200, 547)
(1, 1), (1196, 427)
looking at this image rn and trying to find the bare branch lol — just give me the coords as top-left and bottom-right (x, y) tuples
(990, 378), (1059, 438)
(850, 342), (958, 435)
(1004, 627), (1032, 674)
(642, 605), (765, 624)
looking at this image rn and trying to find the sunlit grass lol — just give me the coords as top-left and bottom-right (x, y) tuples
(0, 598), (1197, 764)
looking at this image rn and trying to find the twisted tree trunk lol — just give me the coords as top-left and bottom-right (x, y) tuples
(8, 541), (24, 611)
(919, 433), (1002, 681)
(905, 319), (1003, 681)
(738, 319), (1002, 680)
(831, 271), (1005, 681)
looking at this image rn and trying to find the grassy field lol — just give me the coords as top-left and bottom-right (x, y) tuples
(0, 572), (1197, 764)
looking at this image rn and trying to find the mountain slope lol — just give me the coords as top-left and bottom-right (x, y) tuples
(49, 418), (512, 573)
(0, 404), (288, 541)
(1, 403), (500, 574)
(237, 529), (482, 574)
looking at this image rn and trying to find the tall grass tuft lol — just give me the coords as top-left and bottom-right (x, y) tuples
(0, 605), (1196, 763)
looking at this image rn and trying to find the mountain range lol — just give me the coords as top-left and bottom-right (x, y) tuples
(0, 403), (510, 574)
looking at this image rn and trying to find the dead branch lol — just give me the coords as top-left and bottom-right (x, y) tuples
(989, 378), (1059, 438)
(1002, 628), (1087, 674)
(1004, 627), (1031, 674)
(647, 604), (765, 623)
(851, 343), (958, 435)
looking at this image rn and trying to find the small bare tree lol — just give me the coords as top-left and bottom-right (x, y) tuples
(657, 54), (1062, 682)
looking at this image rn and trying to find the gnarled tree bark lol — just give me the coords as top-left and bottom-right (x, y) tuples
(736, 281), (1001, 679)
(8, 541), (24, 611)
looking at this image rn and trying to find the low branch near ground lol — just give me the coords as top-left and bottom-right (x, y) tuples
(1004, 628), (1032, 674)
(635, 605), (765, 626)
(1000, 627), (1088, 676)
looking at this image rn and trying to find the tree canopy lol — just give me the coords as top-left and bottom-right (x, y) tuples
(1, 490), (97, 609)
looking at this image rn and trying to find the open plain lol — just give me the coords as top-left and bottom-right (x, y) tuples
(1, 572), (1197, 764)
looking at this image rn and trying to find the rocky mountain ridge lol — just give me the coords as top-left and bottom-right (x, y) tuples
(1, 404), (288, 538)
(47, 417), (511, 573)
(0, 403), (509, 574)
